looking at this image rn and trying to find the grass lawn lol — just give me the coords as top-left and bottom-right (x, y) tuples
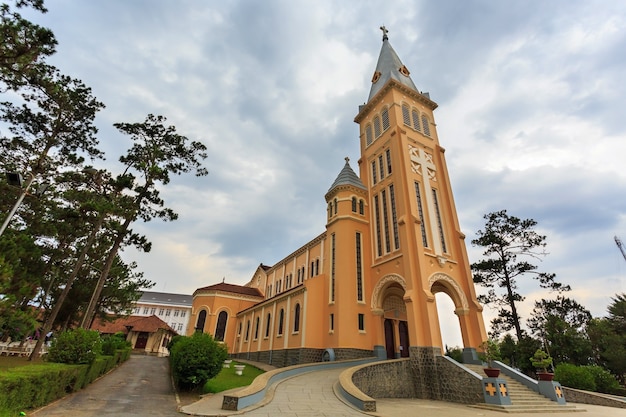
(0, 355), (44, 371)
(203, 361), (265, 394)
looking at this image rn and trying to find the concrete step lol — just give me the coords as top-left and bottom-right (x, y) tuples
(463, 364), (584, 413)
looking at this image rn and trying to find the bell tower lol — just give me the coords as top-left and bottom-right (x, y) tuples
(355, 27), (487, 357)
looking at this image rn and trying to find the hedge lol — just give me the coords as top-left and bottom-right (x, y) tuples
(0, 348), (130, 416)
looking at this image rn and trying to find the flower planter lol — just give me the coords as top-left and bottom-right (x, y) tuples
(483, 368), (501, 378)
(234, 364), (245, 376)
(223, 359), (232, 368)
(537, 372), (554, 381)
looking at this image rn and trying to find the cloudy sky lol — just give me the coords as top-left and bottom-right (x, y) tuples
(20, 0), (626, 346)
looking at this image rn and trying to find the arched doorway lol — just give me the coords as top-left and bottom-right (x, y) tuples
(379, 280), (408, 359)
(428, 272), (472, 352)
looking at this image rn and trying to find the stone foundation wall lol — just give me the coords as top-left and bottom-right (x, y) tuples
(351, 359), (417, 398)
(563, 387), (626, 409)
(435, 355), (484, 404)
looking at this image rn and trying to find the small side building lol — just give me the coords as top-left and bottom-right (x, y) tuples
(91, 315), (177, 356)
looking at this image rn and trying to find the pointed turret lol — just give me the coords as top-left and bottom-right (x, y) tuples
(326, 157), (366, 199)
(367, 26), (419, 102)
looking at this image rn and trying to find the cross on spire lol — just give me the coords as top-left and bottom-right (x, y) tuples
(380, 25), (389, 41)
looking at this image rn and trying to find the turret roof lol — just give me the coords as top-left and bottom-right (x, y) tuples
(327, 157), (366, 195)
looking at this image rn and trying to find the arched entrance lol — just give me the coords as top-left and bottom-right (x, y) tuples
(373, 275), (410, 359)
(195, 310), (207, 332)
(428, 272), (473, 350)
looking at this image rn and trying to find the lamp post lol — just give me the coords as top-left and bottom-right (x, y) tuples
(0, 172), (36, 237)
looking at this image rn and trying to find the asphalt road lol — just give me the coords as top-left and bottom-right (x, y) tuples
(30, 355), (182, 417)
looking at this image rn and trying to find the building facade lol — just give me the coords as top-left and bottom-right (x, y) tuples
(190, 31), (487, 366)
(132, 291), (193, 335)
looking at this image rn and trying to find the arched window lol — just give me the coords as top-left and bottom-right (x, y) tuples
(359, 199), (364, 215)
(315, 259), (319, 275)
(195, 310), (207, 332)
(421, 114), (431, 136)
(293, 304), (301, 332)
(402, 104), (411, 126)
(254, 317), (260, 339)
(365, 124), (373, 146)
(373, 116), (381, 138)
(215, 311), (228, 341)
(381, 106), (390, 131)
(352, 197), (357, 212)
(412, 109), (421, 131)
(333, 198), (338, 215)
(328, 202), (332, 218)
(265, 313), (271, 338)
(245, 320), (250, 341)
(278, 308), (285, 335)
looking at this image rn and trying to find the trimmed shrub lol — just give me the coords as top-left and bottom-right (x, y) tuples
(102, 332), (131, 356)
(554, 363), (595, 391)
(170, 333), (228, 391)
(46, 328), (102, 364)
(583, 365), (621, 394)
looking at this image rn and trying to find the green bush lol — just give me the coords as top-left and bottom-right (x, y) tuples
(46, 328), (103, 364)
(101, 332), (131, 356)
(582, 365), (621, 394)
(554, 363), (596, 391)
(170, 333), (228, 391)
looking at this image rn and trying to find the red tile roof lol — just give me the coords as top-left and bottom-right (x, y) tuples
(91, 315), (176, 335)
(194, 282), (263, 297)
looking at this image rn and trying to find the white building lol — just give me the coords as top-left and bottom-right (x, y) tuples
(132, 291), (193, 335)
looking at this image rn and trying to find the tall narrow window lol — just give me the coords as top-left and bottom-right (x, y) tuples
(365, 124), (373, 146)
(382, 189), (391, 253)
(356, 232), (363, 302)
(245, 320), (250, 341)
(195, 310), (207, 332)
(402, 104), (411, 125)
(254, 317), (260, 339)
(293, 304), (301, 332)
(265, 313), (271, 338)
(328, 202), (332, 219)
(331, 233), (336, 302)
(311, 261), (314, 277)
(386, 149), (392, 175)
(359, 199), (364, 215)
(215, 311), (228, 341)
(315, 259), (319, 275)
(358, 313), (365, 331)
(352, 197), (357, 212)
(412, 109), (421, 131)
(414, 182), (428, 247)
(334, 198), (338, 215)
(432, 189), (447, 253)
(422, 114), (431, 136)
(381, 107), (390, 131)
(373, 116), (381, 137)
(278, 309), (284, 335)
(330, 313), (334, 331)
(297, 268), (301, 284)
(379, 155), (385, 180)
(389, 185), (400, 250)
(374, 195), (382, 257)
(371, 160), (377, 185)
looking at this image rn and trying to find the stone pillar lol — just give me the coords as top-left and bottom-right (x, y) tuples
(482, 378), (511, 405)
(538, 381), (567, 404)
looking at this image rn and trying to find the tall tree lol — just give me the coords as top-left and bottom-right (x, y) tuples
(80, 114), (208, 328)
(471, 210), (570, 341)
(527, 296), (592, 366)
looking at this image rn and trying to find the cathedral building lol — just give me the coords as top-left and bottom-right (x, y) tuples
(188, 29), (487, 367)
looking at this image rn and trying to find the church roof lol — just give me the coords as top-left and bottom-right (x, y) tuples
(327, 157), (366, 195)
(194, 282), (263, 298)
(367, 27), (419, 103)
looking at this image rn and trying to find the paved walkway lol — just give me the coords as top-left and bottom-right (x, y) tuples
(183, 364), (625, 417)
(29, 354), (626, 417)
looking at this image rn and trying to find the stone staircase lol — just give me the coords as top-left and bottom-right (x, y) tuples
(463, 364), (584, 413)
